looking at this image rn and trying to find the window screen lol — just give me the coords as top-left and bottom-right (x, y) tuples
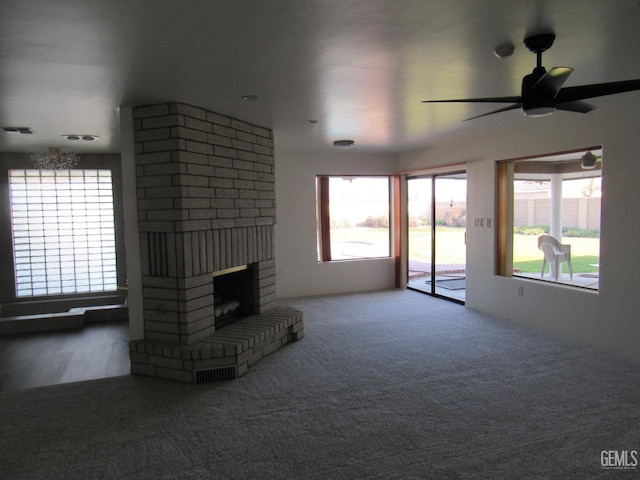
(9, 169), (117, 297)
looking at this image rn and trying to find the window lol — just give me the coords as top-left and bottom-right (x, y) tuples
(317, 176), (391, 261)
(9, 169), (118, 297)
(496, 148), (601, 290)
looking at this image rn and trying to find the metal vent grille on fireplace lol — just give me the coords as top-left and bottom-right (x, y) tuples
(195, 366), (237, 384)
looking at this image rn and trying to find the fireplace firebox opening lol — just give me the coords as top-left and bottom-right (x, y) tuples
(213, 265), (254, 329)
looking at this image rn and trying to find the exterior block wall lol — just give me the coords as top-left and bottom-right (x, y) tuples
(514, 197), (601, 231)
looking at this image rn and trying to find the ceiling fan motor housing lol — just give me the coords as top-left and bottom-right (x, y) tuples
(523, 33), (556, 54)
(521, 67), (555, 116)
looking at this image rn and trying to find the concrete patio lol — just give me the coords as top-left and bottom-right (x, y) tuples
(407, 259), (599, 303)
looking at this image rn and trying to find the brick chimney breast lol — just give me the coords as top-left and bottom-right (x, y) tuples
(133, 103), (276, 345)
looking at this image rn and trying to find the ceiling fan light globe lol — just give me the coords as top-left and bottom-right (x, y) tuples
(523, 106), (555, 117)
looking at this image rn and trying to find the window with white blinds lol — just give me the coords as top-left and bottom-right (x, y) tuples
(9, 169), (117, 297)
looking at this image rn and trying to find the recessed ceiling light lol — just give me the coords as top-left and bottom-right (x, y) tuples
(333, 139), (355, 148)
(241, 95), (258, 101)
(62, 134), (100, 141)
(3, 126), (35, 134)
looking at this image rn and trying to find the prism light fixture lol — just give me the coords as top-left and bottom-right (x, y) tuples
(30, 147), (80, 170)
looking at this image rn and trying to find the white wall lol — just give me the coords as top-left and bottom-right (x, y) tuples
(119, 107), (144, 340)
(274, 148), (397, 298)
(398, 94), (640, 360)
(273, 95), (640, 360)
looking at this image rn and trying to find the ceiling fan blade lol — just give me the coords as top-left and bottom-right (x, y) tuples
(462, 103), (521, 121)
(530, 67), (573, 98)
(556, 79), (640, 103)
(555, 100), (596, 113)
(422, 96), (521, 104)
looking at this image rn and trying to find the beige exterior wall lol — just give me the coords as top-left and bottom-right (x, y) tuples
(514, 198), (601, 230)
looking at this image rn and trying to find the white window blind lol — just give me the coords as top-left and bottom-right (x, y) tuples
(9, 169), (117, 297)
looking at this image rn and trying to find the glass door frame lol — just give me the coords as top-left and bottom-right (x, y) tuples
(406, 170), (467, 304)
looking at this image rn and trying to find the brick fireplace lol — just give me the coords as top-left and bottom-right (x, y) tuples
(128, 102), (303, 383)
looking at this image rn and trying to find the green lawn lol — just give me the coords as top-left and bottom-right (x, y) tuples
(408, 226), (465, 263)
(331, 226), (466, 263)
(513, 234), (600, 273)
(332, 227), (600, 274)
(513, 256), (600, 274)
(330, 228), (391, 259)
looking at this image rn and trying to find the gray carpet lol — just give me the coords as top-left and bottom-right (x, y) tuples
(2, 289), (639, 479)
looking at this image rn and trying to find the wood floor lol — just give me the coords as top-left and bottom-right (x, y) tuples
(0, 321), (130, 392)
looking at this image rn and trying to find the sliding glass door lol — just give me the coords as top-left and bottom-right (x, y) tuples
(434, 173), (467, 301)
(407, 172), (466, 303)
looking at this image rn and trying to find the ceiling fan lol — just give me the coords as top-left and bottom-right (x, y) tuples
(422, 33), (640, 121)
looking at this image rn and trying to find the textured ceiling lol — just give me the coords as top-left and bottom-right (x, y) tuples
(1, 0), (640, 154)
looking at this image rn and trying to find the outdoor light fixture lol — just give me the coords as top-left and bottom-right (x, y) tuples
(581, 151), (598, 170)
(30, 147), (80, 169)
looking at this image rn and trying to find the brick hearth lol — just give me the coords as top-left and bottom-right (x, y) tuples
(130, 306), (303, 383)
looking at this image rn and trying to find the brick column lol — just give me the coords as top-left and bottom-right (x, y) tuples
(133, 103), (276, 345)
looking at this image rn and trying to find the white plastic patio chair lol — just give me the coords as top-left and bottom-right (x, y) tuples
(538, 234), (573, 280)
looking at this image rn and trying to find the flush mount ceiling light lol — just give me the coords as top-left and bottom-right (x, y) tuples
(63, 134), (100, 141)
(494, 43), (515, 59)
(333, 139), (355, 148)
(30, 147), (80, 170)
